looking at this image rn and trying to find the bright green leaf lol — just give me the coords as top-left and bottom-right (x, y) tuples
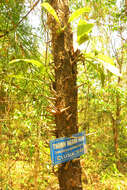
(9, 59), (42, 68)
(41, 2), (60, 24)
(96, 54), (122, 77)
(77, 33), (89, 45)
(77, 20), (94, 36)
(97, 54), (114, 65)
(84, 53), (121, 77)
(77, 20), (93, 45)
(84, 52), (95, 59)
(68, 7), (91, 23)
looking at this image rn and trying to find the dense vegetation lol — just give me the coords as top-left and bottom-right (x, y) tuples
(0, 0), (127, 189)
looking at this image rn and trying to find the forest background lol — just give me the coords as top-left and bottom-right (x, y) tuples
(0, 0), (127, 189)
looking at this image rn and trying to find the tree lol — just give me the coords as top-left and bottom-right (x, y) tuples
(45, 0), (82, 189)
(1, 0), (127, 189)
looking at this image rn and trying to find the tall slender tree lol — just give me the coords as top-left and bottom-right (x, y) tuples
(125, 0), (127, 14)
(47, 0), (82, 189)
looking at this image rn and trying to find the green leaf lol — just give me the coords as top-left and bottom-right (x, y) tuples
(9, 59), (42, 68)
(77, 33), (89, 45)
(98, 66), (105, 87)
(77, 20), (94, 36)
(96, 54), (122, 77)
(86, 58), (105, 87)
(97, 54), (114, 65)
(41, 2), (60, 24)
(84, 52), (95, 59)
(68, 7), (91, 23)
(77, 20), (93, 45)
(29, 145), (35, 157)
(8, 74), (42, 83)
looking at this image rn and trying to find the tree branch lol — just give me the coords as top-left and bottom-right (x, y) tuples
(0, 0), (41, 39)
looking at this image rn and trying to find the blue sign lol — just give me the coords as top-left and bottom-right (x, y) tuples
(50, 131), (86, 165)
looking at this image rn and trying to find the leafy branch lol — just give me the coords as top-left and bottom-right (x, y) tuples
(0, 0), (41, 39)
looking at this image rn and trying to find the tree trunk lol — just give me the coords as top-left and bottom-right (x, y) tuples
(47, 0), (82, 189)
(125, 0), (127, 15)
(112, 116), (119, 167)
(111, 75), (121, 170)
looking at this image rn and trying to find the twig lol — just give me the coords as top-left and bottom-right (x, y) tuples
(0, 0), (41, 38)
(86, 132), (97, 136)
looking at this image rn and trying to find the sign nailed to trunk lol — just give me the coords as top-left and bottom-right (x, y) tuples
(50, 131), (86, 165)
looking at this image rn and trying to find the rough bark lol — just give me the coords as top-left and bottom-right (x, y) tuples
(47, 0), (82, 189)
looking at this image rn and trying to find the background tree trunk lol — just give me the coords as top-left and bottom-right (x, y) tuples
(47, 0), (82, 189)
(125, 0), (127, 15)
